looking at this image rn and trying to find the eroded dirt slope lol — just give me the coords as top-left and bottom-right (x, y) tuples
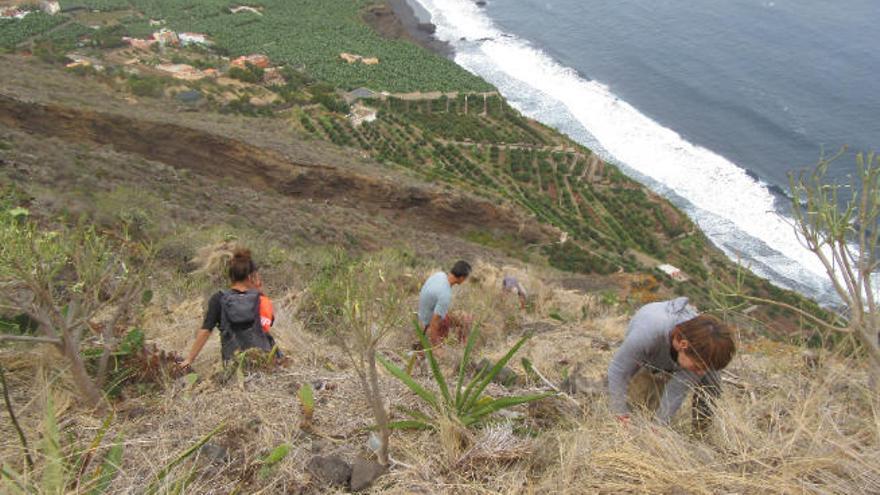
(0, 91), (553, 244)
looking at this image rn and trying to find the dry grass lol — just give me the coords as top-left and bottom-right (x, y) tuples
(2, 255), (879, 494)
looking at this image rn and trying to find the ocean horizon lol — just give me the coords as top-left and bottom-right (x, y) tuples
(408, 0), (880, 306)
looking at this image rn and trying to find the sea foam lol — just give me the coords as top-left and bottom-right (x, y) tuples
(412, 0), (837, 304)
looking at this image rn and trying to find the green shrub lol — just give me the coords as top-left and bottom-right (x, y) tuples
(128, 75), (166, 98)
(221, 95), (274, 117)
(544, 242), (615, 275)
(90, 24), (127, 49)
(228, 63), (264, 83)
(312, 93), (349, 114)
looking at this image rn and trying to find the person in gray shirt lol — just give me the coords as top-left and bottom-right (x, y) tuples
(418, 260), (471, 350)
(607, 297), (736, 429)
(502, 275), (527, 309)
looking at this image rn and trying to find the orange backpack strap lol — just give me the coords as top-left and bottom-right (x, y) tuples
(259, 294), (274, 334)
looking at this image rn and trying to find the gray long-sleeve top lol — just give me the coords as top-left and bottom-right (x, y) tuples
(607, 297), (717, 424)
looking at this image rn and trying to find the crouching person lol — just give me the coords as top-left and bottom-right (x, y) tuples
(607, 297), (735, 431)
(180, 248), (278, 368)
(417, 260), (472, 356)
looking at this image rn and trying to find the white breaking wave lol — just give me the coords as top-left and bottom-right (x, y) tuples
(412, 0), (838, 304)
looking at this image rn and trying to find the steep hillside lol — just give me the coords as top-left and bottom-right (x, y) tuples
(0, 4), (873, 493)
(1, 248), (876, 493)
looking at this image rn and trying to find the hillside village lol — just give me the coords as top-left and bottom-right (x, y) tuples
(0, 1), (877, 494)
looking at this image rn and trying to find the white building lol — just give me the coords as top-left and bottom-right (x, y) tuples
(657, 264), (689, 282)
(348, 103), (378, 127)
(40, 1), (60, 15)
(179, 32), (211, 46)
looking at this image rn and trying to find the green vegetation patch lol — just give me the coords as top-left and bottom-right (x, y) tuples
(0, 12), (67, 50)
(36, 21), (92, 49)
(60, 0), (133, 10)
(120, 0), (491, 92)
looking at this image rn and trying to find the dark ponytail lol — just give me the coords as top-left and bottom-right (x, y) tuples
(229, 248), (257, 282)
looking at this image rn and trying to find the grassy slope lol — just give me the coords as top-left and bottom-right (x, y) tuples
(0, 3), (874, 493)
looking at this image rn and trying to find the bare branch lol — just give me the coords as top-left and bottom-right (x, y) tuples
(720, 293), (850, 333)
(0, 334), (63, 345)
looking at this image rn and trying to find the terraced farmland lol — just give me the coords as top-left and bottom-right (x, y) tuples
(297, 94), (701, 278)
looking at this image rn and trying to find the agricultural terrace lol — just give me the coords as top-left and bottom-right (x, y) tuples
(3, 0), (492, 92)
(294, 92), (827, 317)
(0, 12), (66, 50)
(301, 97), (688, 273)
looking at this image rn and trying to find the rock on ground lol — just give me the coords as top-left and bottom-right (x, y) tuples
(307, 455), (352, 487)
(199, 442), (229, 464)
(350, 459), (387, 492)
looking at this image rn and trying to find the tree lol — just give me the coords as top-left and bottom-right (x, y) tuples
(310, 251), (407, 465)
(789, 150), (880, 371)
(0, 211), (150, 409)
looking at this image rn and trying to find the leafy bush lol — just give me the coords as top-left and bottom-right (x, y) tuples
(220, 95), (273, 117)
(0, 208), (151, 409)
(228, 63), (264, 83)
(312, 92), (349, 114)
(33, 40), (71, 64)
(128, 75), (167, 98)
(90, 24), (127, 49)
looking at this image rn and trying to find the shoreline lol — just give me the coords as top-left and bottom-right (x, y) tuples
(378, 0), (454, 59)
(390, 2), (837, 305)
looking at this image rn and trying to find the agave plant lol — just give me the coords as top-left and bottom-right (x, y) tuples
(377, 320), (553, 430)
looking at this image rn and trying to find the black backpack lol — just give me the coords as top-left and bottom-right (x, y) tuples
(218, 289), (272, 361)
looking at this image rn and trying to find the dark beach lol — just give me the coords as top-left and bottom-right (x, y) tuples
(364, 0), (454, 58)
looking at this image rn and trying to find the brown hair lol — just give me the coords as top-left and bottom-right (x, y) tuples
(228, 248), (257, 282)
(674, 315), (736, 371)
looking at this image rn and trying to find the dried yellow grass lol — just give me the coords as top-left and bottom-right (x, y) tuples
(2, 256), (878, 494)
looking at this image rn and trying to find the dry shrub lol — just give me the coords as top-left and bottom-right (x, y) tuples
(5, 250), (879, 495)
(454, 261), (546, 344)
(533, 353), (880, 495)
(438, 415), (472, 466)
(457, 423), (535, 467)
(189, 240), (238, 284)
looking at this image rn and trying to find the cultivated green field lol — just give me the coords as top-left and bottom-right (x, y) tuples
(27, 0), (491, 92)
(0, 12), (66, 50)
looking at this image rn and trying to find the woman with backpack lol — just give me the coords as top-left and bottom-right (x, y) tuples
(180, 248), (277, 368)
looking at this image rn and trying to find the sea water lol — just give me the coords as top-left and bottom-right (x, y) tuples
(411, 0), (880, 305)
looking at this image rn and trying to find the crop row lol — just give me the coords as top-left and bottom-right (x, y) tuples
(0, 12), (66, 50)
(120, 0), (492, 92)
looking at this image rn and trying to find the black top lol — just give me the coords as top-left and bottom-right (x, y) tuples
(201, 289), (255, 332)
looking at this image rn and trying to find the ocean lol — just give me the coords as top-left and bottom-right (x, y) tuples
(409, 0), (880, 305)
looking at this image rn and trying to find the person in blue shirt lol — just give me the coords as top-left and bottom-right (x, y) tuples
(417, 260), (471, 350)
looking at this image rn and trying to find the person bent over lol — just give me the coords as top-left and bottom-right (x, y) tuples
(417, 260), (471, 353)
(607, 297), (735, 431)
(502, 275), (527, 310)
